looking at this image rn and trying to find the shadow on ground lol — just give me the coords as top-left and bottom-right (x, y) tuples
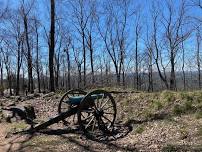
(3, 111), (200, 152)
(37, 121), (133, 142)
(1, 121), (137, 152)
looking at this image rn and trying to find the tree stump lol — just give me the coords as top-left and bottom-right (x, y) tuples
(24, 105), (36, 120)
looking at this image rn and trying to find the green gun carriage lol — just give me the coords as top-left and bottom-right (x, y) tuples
(32, 89), (117, 136)
(58, 89), (117, 135)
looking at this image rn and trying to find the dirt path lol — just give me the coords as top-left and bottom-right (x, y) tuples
(0, 123), (22, 152)
(0, 123), (39, 152)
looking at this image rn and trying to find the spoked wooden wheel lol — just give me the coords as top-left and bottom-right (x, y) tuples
(77, 90), (116, 136)
(58, 89), (86, 126)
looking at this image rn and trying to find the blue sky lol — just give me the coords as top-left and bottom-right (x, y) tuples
(1, 0), (202, 73)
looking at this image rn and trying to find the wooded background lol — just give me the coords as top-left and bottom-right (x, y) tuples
(0, 0), (202, 95)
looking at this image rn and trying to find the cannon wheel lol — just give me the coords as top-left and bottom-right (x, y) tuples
(77, 90), (116, 136)
(58, 89), (87, 126)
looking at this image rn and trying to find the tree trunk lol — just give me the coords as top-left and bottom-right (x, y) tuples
(66, 49), (71, 90)
(22, 66), (25, 95)
(46, 65), (49, 90)
(62, 57), (65, 89)
(148, 48), (153, 92)
(82, 30), (86, 87)
(42, 74), (46, 93)
(55, 56), (59, 90)
(122, 65), (125, 87)
(182, 40), (186, 90)
(6, 67), (12, 95)
(16, 40), (21, 95)
(49, 0), (55, 92)
(78, 64), (82, 88)
(89, 34), (95, 84)
(155, 58), (169, 89)
(100, 63), (104, 87)
(35, 21), (41, 93)
(8, 75), (12, 96)
(0, 59), (4, 96)
(135, 29), (139, 90)
(115, 65), (120, 86)
(197, 31), (201, 89)
(105, 63), (108, 85)
(117, 75), (121, 86)
(23, 14), (34, 93)
(170, 50), (176, 90)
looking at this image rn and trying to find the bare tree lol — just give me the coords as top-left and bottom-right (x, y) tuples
(0, 1), (8, 20)
(21, 1), (34, 93)
(0, 52), (4, 95)
(134, 14), (142, 90)
(8, 10), (24, 95)
(97, 0), (131, 86)
(192, 0), (202, 9)
(2, 47), (13, 95)
(72, 42), (83, 88)
(70, 0), (91, 87)
(34, 17), (41, 93)
(145, 26), (154, 92)
(49, 0), (55, 92)
(152, 4), (169, 89)
(16, 32), (23, 96)
(181, 36), (186, 90)
(151, 0), (191, 90)
(196, 27), (201, 89)
(64, 36), (71, 90)
(85, 15), (95, 85)
(163, 0), (191, 90)
(54, 33), (62, 90)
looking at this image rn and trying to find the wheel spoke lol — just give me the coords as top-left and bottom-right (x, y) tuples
(99, 94), (105, 109)
(59, 90), (87, 126)
(77, 90), (116, 136)
(81, 113), (86, 118)
(66, 94), (70, 99)
(100, 117), (106, 125)
(104, 112), (114, 115)
(100, 98), (110, 109)
(89, 106), (96, 112)
(72, 114), (76, 123)
(102, 115), (112, 124)
(102, 105), (114, 111)
(94, 101), (99, 111)
(82, 109), (94, 113)
(82, 114), (94, 121)
(96, 96), (100, 109)
(85, 116), (95, 129)
(91, 118), (96, 131)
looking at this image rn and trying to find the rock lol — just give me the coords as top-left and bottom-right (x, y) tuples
(9, 96), (22, 102)
(27, 93), (41, 100)
(3, 89), (14, 96)
(26, 94), (35, 100)
(42, 92), (55, 98)
(33, 93), (41, 98)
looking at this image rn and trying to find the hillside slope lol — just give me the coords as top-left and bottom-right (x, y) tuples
(0, 90), (202, 151)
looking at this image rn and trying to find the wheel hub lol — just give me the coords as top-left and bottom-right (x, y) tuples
(94, 109), (104, 117)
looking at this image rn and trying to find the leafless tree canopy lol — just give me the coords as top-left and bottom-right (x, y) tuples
(0, 0), (202, 95)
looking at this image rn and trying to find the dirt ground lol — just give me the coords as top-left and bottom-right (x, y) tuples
(1, 90), (202, 152)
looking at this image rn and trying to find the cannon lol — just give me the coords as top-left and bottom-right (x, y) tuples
(31, 89), (117, 136)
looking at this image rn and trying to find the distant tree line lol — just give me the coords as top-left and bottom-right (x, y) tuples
(0, 0), (202, 96)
